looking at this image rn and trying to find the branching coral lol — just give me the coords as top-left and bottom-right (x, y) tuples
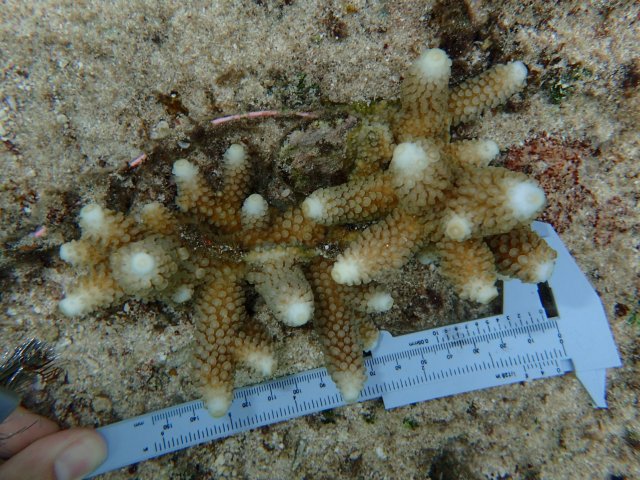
(58, 48), (556, 417)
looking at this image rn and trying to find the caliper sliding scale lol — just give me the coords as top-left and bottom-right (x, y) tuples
(89, 222), (622, 477)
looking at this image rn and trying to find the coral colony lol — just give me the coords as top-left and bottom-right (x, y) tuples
(58, 49), (557, 417)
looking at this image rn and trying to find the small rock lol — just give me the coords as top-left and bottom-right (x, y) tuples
(92, 395), (113, 413)
(150, 120), (171, 140)
(348, 450), (362, 461)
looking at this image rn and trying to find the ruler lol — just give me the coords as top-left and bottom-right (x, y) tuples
(88, 222), (621, 477)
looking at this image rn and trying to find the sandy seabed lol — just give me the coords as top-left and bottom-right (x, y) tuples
(1, 1), (639, 479)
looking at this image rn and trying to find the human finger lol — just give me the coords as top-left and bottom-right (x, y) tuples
(0, 427), (107, 480)
(0, 405), (59, 459)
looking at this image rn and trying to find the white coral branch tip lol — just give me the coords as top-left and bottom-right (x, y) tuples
(334, 371), (364, 403)
(242, 194), (268, 218)
(301, 195), (326, 221)
(79, 204), (106, 233)
(475, 140), (500, 164)
(59, 293), (91, 317)
(506, 181), (545, 220)
(245, 351), (276, 376)
(367, 292), (394, 313)
(390, 142), (432, 177)
(172, 159), (198, 180)
(59, 242), (81, 264)
(507, 61), (528, 85)
(416, 48), (452, 80)
(202, 386), (233, 418)
(282, 301), (313, 327)
(533, 260), (555, 283)
(464, 280), (499, 304)
(223, 144), (247, 168)
(331, 258), (364, 285)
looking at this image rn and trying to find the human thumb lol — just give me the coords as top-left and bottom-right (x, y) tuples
(0, 428), (107, 480)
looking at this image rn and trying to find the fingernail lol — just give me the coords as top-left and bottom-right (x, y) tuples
(54, 431), (107, 480)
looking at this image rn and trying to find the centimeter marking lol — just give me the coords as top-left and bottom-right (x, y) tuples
(91, 309), (572, 477)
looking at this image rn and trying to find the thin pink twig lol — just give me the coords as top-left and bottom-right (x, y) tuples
(129, 153), (147, 168)
(211, 110), (318, 126)
(32, 226), (47, 238)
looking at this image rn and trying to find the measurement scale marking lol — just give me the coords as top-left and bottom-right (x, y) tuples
(90, 308), (586, 477)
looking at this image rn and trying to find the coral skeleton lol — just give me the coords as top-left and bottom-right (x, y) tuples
(58, 48), (556, 417)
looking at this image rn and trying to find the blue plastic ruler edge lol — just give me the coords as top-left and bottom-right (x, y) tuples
(88, 222), (621, 477)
